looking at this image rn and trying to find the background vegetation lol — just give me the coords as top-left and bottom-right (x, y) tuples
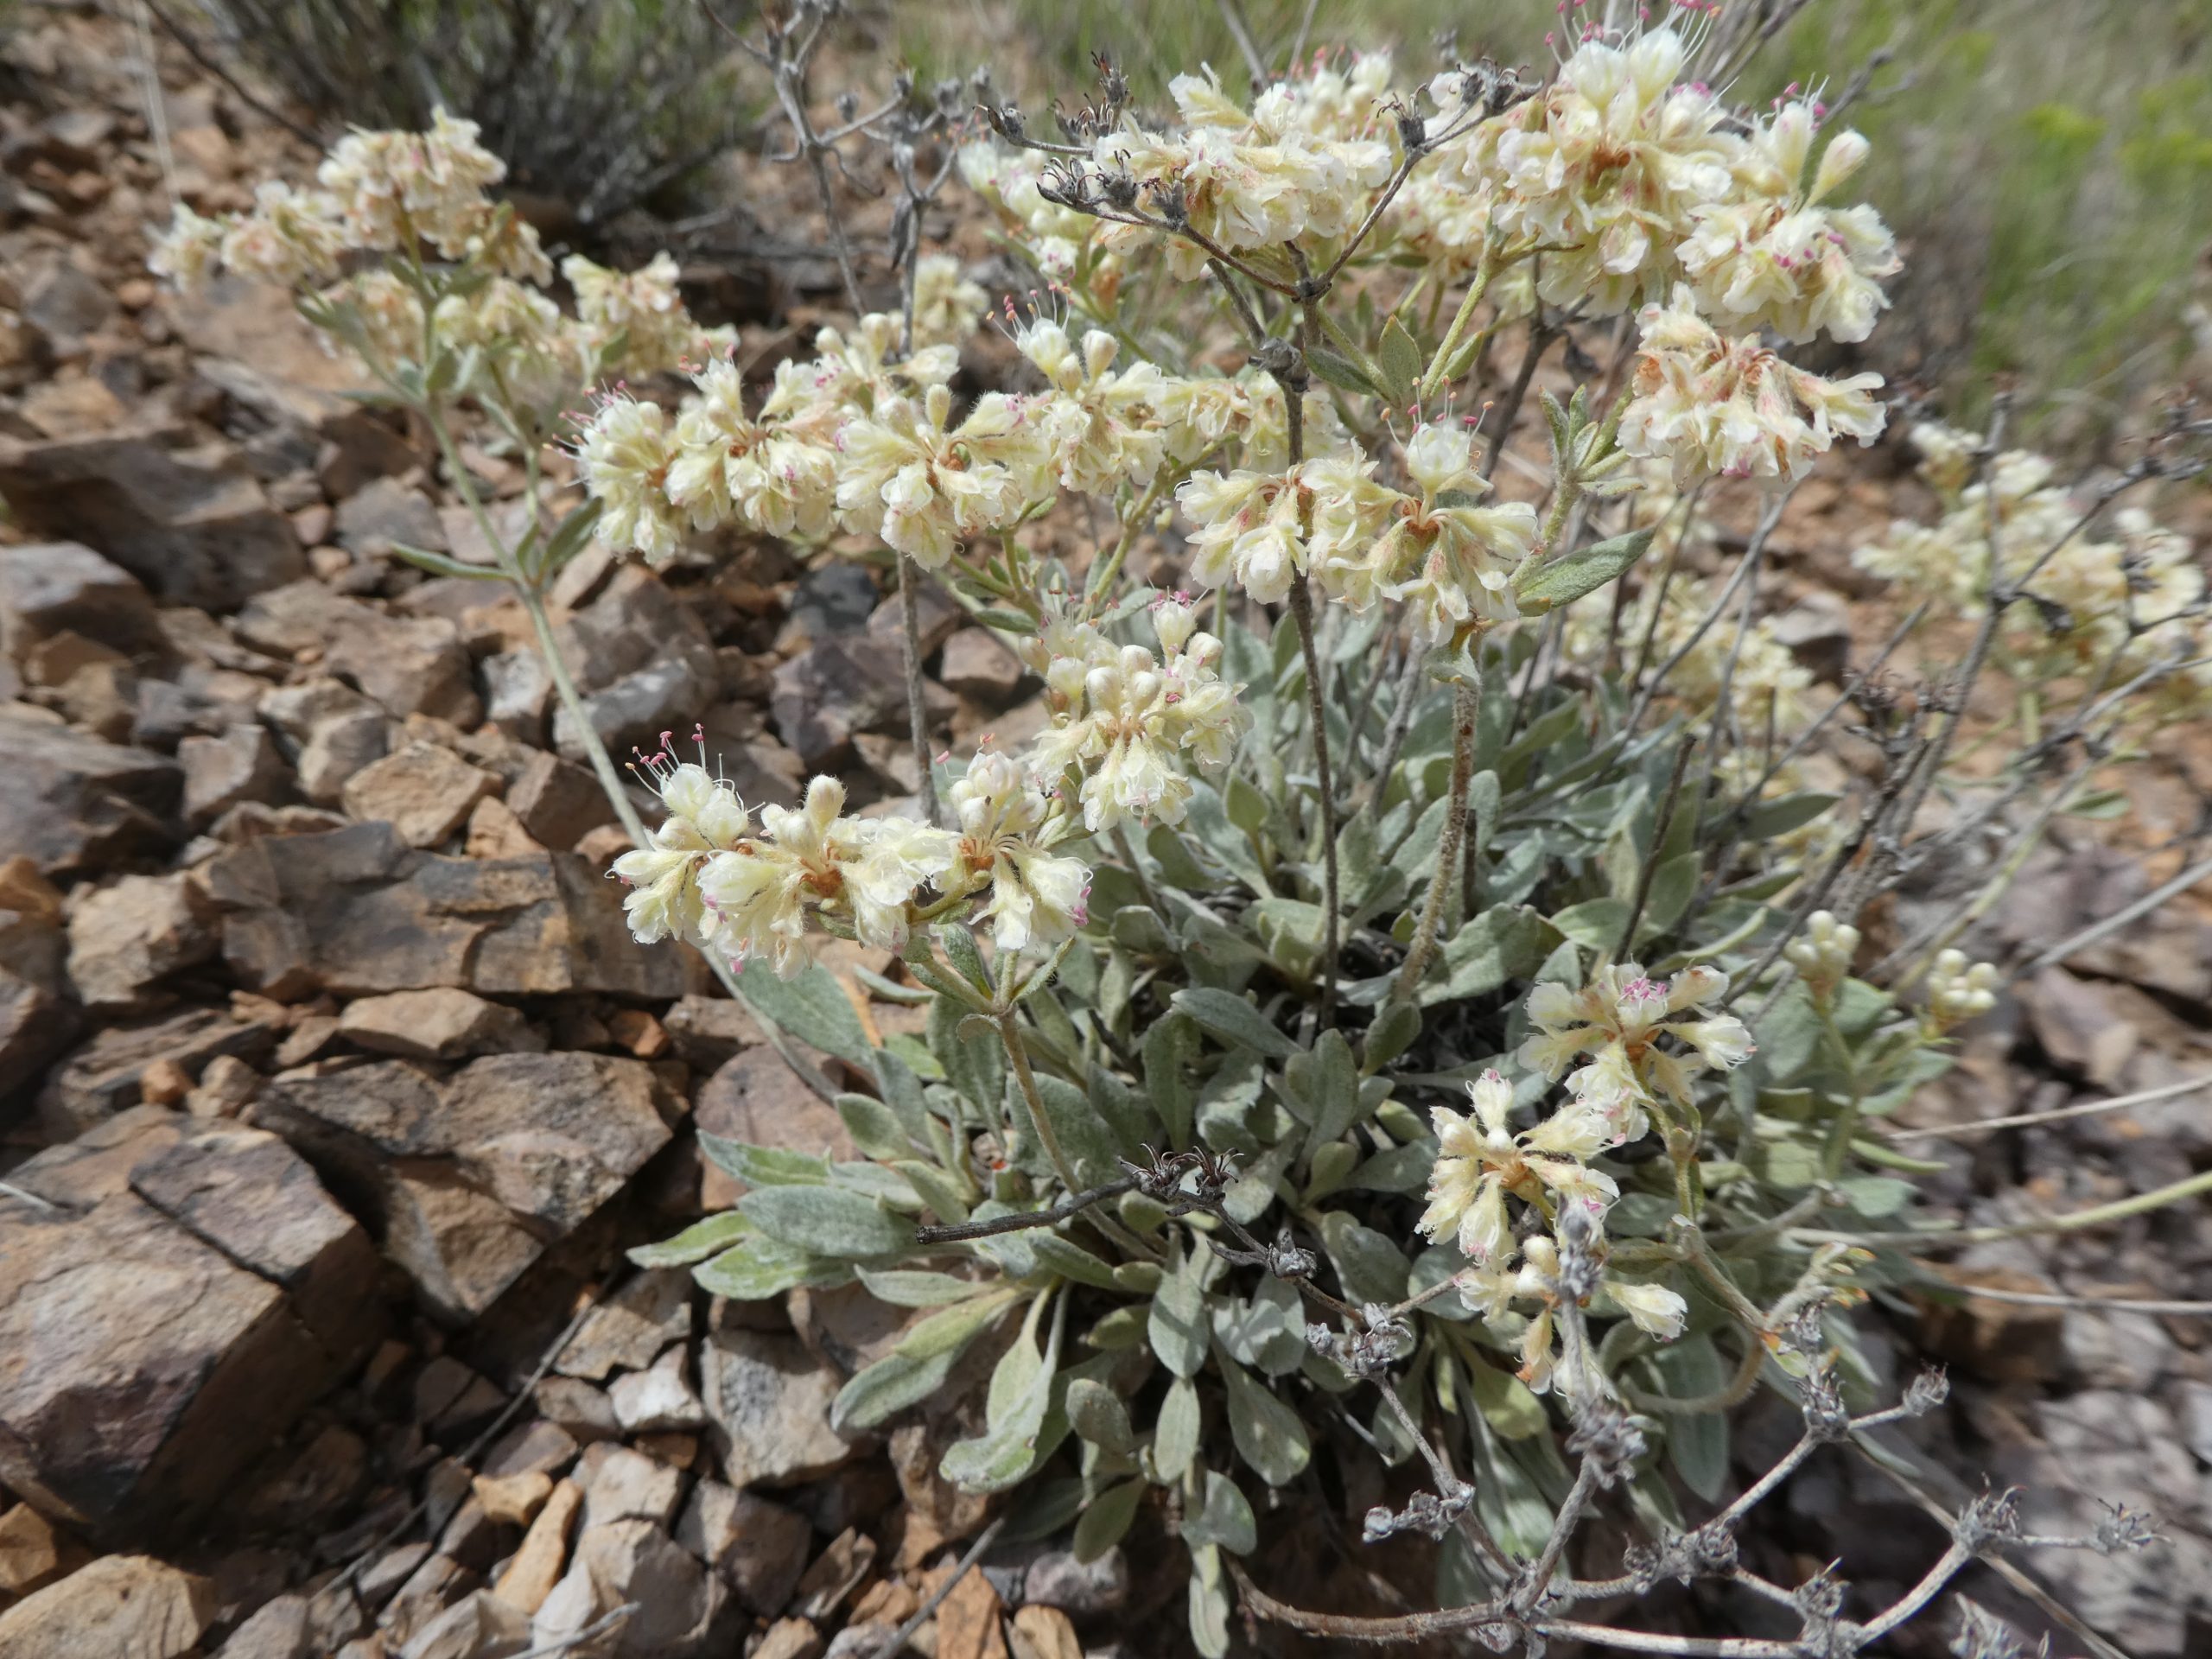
(895, 0), (2212, 448)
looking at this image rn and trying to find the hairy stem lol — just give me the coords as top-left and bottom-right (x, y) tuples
(1394, 675), (1479, 999)
(1287, 572), (1341, 1024)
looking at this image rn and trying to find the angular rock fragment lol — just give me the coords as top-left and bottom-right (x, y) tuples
(698, 1329), (853, 1491)
(0, 1115), (378, 1538)
(340, 741), (499, 849)
(0, 709), (180, 875)
(180, 722), (289, 825)
(0, 429), (304, 610)
(200, 822), (693, 1001)
(338, 987), (543, 1060)
(255, 1052), (679, 1321)
(0, 1554), (216, 1659)
(65, 871), (219, 1014)
(0, 541), (158, 664)
(35, 1006), (278, 1137)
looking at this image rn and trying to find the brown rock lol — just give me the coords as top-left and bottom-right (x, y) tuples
(932, 1560), (1009, 1659)
(698, 1329), (854, 1491)
(531, 1376), (622, 1446)
(0, 542), (158, 664)
(938, 629), (1028, 706)
(335, 479), (444, 561)
(695, 1046), (854, 1210)
(572, 1518), (727, 1656)
(0, 1554), (216, 1659)
(480, 1420), (578, 1480)
(463, 795), (540, 859)
(139, 1059), (193, 1107)
(340, 743), (499, 848)
(770, 633), (914, 771)
(0, 709), (179, 876)
(493, 1476), (581, 1616)
(0, 1110), (379, 1536)
(506, 752), (607, 855)
(254, 1052), (677, 1321)
(66, 872), (219, 1014)
(0, 429), (303, 610)
(791, 1527), (876, 1621)
(0, 1504), (61, 1597)
(339, 987), (543, 1060)
(607, 1007), (670, 1059)
(473, 1470), (552, 1529)
(394, 1591), (525, 1659)
(1008, 1605), (1082, 1659)
(675, 1480), (813, 1615)
(201, 822), (692, 1001)
(753, 1618), (824, 1659)
(36, 1007), (276, 1138)
(1916, 1267), (2068, 1386)
(548, 565), (718, 768)
(556, 1269), (693, 1381)
(184, 1052), (262, 1119)
(662, 995), (767, 1071)
(610, 1348), (708, 1435)
(258, 677), (390, 807)
(179, 723), (289, 828)
(578, 1445), (684, 1531)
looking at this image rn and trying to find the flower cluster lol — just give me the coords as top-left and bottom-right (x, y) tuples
(1022, 596), (1250, 833)
(611, 741), (1090, 977)
(149, 112), (723, 393)
(1330, 422), (1542, 640)
(1090, 67), (1396, 281)
(1854, 423), (2209, 709)
(1521, 962), (1755, 1141)
(1619, 288), (1887, 487)
(1418, 1069), (1688, 1395)
(1786, 910), (1862, 1001)
(1925, 950), (2000, 1031)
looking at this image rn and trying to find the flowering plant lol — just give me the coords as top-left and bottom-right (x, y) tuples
(154, 10), (2198, 1653)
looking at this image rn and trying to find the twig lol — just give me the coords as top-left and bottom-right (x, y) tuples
(137, 0), (324, 149)
(912, 1178), (1138, 1245)
(1887, 1072), (2212, 1141)
(2021, 852), (2212, 975)
(871, 1518), (1007, 1659)
(331, 1288), (605, 1593)
(1933, 1284), (2212, 1317)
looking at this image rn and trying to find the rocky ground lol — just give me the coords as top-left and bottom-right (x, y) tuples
(4, 7), (2212, 1658)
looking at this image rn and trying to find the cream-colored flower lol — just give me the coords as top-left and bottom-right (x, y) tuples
(907, 254), (990, 347)
(1784, 910), (1860, 1000)
(1608, 1277), (1688, 1340)
(696, 777), (954, 976)
(219, 181), (347, 287)
(1456, 27), (1736, 315)
(149, 203), (226, 290)
(1926, 950), (1999, 1030)
(611, 755), (750, 946)
(1521, 963), (1753, 1128)
(1014, 318), (1167, 497)
(574, 395), (685, 563)
(835, 383), (1052, 568)
(318, 109), (504, 256)
(944, 750), (1090, 953)
(1416, 1069), (1619, 1265)
(1620, 288), (1886, 487)
(665, 359), (840, 541)
(1021, 598), (1249, 833)
(564, 251), (712, 377)
(1311, 422), (1539, 638)
(1677, 103), (1898, 344)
